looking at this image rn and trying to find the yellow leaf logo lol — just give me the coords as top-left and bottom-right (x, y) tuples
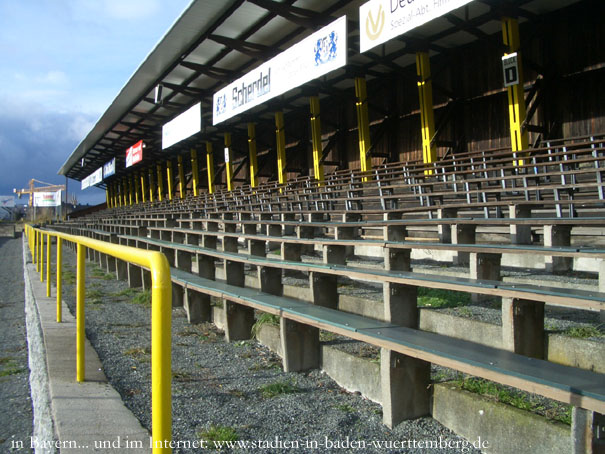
(366, 4), (385, 41)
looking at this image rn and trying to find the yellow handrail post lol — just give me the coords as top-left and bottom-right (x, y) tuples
(275, 112), (287, 186)
(178, 155), (186, 200)
(46, 233), (51, 297)
(190, 149), (199, 197)
(33, 229), (37, 270)
(247, 124), (258, 189)
(57, 237), (62, 323)
(416, 52), (437, 175)
(310, 96), (325, 185)
(40, 232), (44, 282)
(76, 243), (86, 382)
(206, 142), (215, 195)
(140, 171), (147, 204)
(224, 133), (233, 192)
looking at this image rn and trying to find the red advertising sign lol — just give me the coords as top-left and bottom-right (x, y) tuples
(126, 140), (143, 168)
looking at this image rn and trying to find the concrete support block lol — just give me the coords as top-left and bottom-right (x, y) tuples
(259, 267), (282, 296)
(223, 222), (238, 253)
(184, 288), (210, 324)
(150, 229), (160, 239)
(172, 283), (184, 308)
(176, 250), (192, 273)
(384, 249), (411, 272)
(383, 213), (406, 242)
(280, 318), (319, 372)
(127, 263), (142, 288)
(282, 243), (301, 262)
(249, 239), (266, 258)
(380, 348), (430, 428)
(198, 255), (215, 280)
(185, 233), (198, 245)
(225, 260), (244, 287)
(223, 300), (254, 342)
(438, 208), (457, 244)
(544, 225), (572, 273)
(173, 231), (185, 244)
(160, 230), (171, 242)
(571, 408), (603, 454)
(502, 298), (545, 359)
(282, 213), (296, 235)
(116, 259), (128, 281)
(161, 247), (175, 267)
(323, 245), (346, 266)
(383, 283), (418, 326)
(202, 234), (217, 250)
(141, 269), (152, 291)
(310, 272), (338, 309)
(469, 252), (501, 303)
(452, 224), (476, 266)
(510, 204), (532, 245)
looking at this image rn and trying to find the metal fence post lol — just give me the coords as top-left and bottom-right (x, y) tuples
(57, 237), (62, 323)
(76, 243), (86, 382)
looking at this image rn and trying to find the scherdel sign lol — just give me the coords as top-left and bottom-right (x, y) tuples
(213, 16), (347, 125)
(360, 0), (474, 53)
(126, 140), (143, 168)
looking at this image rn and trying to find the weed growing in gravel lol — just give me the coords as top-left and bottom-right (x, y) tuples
(90, 266), (114, 280)
(227, 389), (245, 398)
(454, 377), (572, 425)
(124, 347), (151, 361)
(0, 357), (14, 365)
(564, 325), (603, 339)
(112, 288), (141, 299)
(319, 330), (337, 342)
(85, 288), (105, 304)
(0, 359), (25, 377)
(251, 313), (280, 339)
(418, 287), (470, 308)
(172, 370), (194, 382)
(259, 380), (301, 398)
(335, 404), (355, 413)
(131, 290), (152, 307)
(62, 270), (76, 285)
(197, 425), (238, 447)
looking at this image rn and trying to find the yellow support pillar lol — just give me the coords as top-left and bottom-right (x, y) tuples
(166, 160), (174, 201)
(140, 171), (147, 204)
(502, 17), (528, 165)
(206, 142), (215, 195)
(134, 173), (140, 205)
(354, 77), (372, 180)
(128, 176), (133, 206)
(224, 133), (234, 192)
(416, 52), (437, 174)
(247, 123), (259, 189)
(157, 164), (164, 202)
(149, 168), (155, 203)
(310, 96), (324, 185)
(190, 149), (199, 197)
(105, 187), (111, 209)
(178, 155), (186, 200)
(275, 112), (287, 186)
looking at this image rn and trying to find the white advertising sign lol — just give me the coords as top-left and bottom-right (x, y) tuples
(360, 0), (474, 53)
(162, 102), (202, 150)
(103, 158), (116, 178)
(34, 190), (62, 207)
(0, 196), (15, 208)
(81, 175), (91, 190)
(224, 148), (230, 163)
(89, 167), (103, 186)
(213, 16), (347, 125)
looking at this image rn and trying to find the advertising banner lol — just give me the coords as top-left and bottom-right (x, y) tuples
(162, 102), (202, 150)
(126, 140), (143, 168)
(34, 190), (62, 207)
(0, 196), (15, 208)
(89, 167), (103, 186)
(213, 16), (347, 125)
(103, 158), (116, 178)
(360, 0), (474, 53)
(81, 175), (91, 190)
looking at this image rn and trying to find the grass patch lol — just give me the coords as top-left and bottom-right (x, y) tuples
(0, 357), (14, 365)
(0, 360), (26, 377)
(62, 270), (76, 285)
(259, 380), (300, 398)
(563, 325), (603, 339)
(132, 290), (152, 307)
(90, 266), (114, 280)
(124, 347), (150, 360)
(418, 287), (470, 308)
(251, 313), (280, 339)
(335, 403), (355, 413)
(197, 425), (238, 448)
(454, 377), (572, 425)
(319, 330), (338, 342)
(85, 288), (104, 304)
(112, 288), (141, 299)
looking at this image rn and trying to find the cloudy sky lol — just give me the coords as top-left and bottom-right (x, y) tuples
(0, 0), (191, 205)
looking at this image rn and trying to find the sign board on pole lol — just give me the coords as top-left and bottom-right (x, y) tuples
(0, 196), (15, 208)
(359, 0), (474, 53)
(212, 16), (347, 125)
(126, 140), (144, 168)
(34, 190), (62, 207)
(103, 158), (116, 178)
(502, 53), (520, 87)
(162, 102), (202, 150)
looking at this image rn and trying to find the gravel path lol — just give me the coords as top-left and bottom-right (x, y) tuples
(58, 247), (482, 454)
(0, 237), (33, 453)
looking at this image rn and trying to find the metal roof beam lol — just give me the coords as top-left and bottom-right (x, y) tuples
(178, 62), (235, 82)
(246, 0), (333, 29)
(208, 34), (275, 59)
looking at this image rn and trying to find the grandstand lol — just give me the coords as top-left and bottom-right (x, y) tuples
(42, 0), (605, 452)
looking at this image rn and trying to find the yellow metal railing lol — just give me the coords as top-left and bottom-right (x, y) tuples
(24, 225), (173, 453)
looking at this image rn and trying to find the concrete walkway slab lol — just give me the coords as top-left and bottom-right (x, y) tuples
(23, 242), (150, 453)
